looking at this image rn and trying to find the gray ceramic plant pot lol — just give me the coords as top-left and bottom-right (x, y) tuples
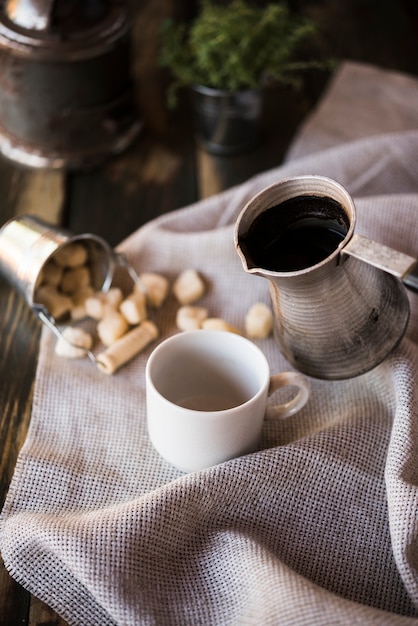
(192, 85), (262, 155)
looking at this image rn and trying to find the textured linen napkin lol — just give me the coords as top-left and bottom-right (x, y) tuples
(1, 61), (418, 625)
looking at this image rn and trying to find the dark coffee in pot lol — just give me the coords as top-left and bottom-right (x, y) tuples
(240, 194), (349, 272)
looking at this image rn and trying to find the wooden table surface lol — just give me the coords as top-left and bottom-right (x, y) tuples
(1, 1), (418, 624)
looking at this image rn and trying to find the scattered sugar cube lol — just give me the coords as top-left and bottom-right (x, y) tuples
(176, 305), (209, 331)
(55, 326), (93, 359)
(245, 302), (273, 339)
(173, 269), (206, 305)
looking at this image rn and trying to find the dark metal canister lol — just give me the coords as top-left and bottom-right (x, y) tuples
(192, 85), (262, 156)
(0, 1), (141, 169)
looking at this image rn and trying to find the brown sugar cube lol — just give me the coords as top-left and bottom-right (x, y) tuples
(120, 290), (147, 325)
(39, 259), (63, 288)
(35, 284), (73, 320)
(55, 327), (93, 359)
(173, 269), (205, 305)
(97, 311), (129, 347)
(70, 286), (95, 321)
(176, 305), (209, 331)
(53, 242), (89, 268)
(201, 318), (241, 335)
(60, 266), (91, 294)
(139, 272), (169, 308)
(85, 288), (124, 320)
(245, 303), (273, 339)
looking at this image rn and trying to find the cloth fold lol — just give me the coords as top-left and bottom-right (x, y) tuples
(1, 61), (418, 625)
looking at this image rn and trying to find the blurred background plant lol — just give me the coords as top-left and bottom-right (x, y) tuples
(159, 0), (330, 108)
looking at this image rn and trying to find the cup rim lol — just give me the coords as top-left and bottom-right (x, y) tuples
(145, 329), (270, 415)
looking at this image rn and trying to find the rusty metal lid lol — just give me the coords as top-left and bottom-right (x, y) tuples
(5, 0), (54, 30)
(0, 0), (131, 59)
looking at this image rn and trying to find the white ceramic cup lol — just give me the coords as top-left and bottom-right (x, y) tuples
(145, 330), (310, 472)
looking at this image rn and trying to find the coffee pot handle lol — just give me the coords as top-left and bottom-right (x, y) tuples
(342, 234), (418, 293)
(403, 265), (418, 291)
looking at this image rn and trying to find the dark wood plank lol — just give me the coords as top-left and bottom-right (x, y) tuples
(0, 283), (41, 626)
(0, 554), (30, 626)
(0, 165), (65, 626)
(29, 597), (69, 626)
(65, 0), (198, 243)
(0, 287), (40, 509)
(0, 165), (65, 228)
(65, 122), (197, 246)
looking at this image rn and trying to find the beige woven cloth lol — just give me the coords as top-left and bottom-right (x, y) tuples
(1, 61), (418, 625)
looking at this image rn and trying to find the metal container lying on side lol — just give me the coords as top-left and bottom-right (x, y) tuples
(0, 215), (144, 364)
(0, 215), (115, 305)
(0, 0), (141, 169)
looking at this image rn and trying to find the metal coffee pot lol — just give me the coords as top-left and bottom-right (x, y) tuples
(234, 175), (418, 379)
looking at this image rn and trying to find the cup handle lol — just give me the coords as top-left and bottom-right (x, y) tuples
(265, 371), (310, 420)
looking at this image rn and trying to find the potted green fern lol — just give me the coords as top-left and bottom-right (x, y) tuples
(160, 0), (326, 155)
